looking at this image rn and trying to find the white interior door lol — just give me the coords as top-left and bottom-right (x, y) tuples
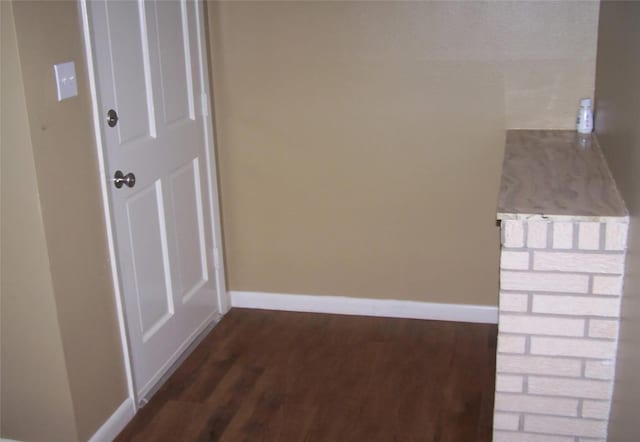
(85, 0), (227, 400)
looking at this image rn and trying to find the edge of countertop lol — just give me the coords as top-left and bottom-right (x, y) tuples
(497, 212), (629, 223)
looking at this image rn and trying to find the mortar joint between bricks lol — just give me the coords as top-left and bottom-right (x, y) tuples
(515, 269), (624, 277)
(584, 319), (590, 338)
(519, 413), (525, 431)
(528, 250), (533, 270)
(498, 310), (616, 320)
(533, 248), (626, 256)
(599, 223), (607, 250)
(578, 399), (584, 418)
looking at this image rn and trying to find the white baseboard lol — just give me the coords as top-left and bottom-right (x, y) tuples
(230, 291), (498, 324)
(88, 398), (135, 442)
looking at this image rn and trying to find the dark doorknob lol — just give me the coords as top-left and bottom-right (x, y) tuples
(113, 170), (136, 189)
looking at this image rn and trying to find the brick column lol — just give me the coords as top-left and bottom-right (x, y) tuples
(493, 218), (628, 442)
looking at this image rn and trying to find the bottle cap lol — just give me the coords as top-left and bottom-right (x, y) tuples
(581, 98), (592, 107)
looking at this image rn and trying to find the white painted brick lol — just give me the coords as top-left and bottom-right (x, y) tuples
(588, 319), (619, 339)
(501, 271), (589, 293)
(500, 293), (529, 312)
(494, 392), (578, 416)
(530, 337), (616, 359)
(525, 415), (607, 438)
(498, 334), (526, 354)
(553, 222), (574, 249)
(605, 222), (628, 251)
(494, 412), (521, 431)
(497, 354), (582, 377)
(532, 295), (620, 317)
(584, 360), (615, 380)
(578, 222), (601, 250)
(500, 314), (585, 337)
(504, 220), (525, 248)
(501, 251), (531, 270)
(496, 374), (524, 393)
(493, 431), (574, 442)
(528, 376), (613, 400)
(592, 275), (623, 296)
(582, 400), (611, 419)
(533, 251), (625, 274)
(527, 221), (549, 249)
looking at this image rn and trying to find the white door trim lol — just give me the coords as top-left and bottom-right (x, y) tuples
(79, 0), (230, 414)
(193, 0), (230, 315)
(79, 0), (136, 409)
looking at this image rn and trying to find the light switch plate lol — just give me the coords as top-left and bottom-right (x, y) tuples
(53, 61), (78, 101)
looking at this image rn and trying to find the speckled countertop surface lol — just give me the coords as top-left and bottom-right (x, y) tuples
(497, 130), (628, 222)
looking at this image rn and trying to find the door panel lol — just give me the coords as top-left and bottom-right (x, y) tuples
(169, 159), (208, 303)
(87, 0), (222, 399)
(155, 0), (193, 124)
(126, 181), (174, 340)
(106, 1), (153, 144)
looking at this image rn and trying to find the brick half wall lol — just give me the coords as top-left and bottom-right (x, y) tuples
(494, 219), (628, 442)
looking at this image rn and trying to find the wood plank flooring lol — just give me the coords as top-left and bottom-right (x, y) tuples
(116, 308), (497, 442)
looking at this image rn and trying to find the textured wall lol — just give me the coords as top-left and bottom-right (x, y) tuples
(593, 1), (640, 440)
(8, 1), (128, 440)
(207, 1), (599, 305)
(495, 219), (627, 441)
(0, 2), (78, 440)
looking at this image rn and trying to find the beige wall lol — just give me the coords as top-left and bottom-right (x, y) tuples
(2, 1), (128, 440)
(593, 2), (640, 440)
(207, 1), (599, 305)
(0, 2), (78, 440)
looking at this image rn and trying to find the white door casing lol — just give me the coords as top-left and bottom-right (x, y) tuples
(82, 0), (229, 401)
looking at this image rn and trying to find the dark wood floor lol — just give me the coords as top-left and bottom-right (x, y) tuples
(116, 308), (497, 442)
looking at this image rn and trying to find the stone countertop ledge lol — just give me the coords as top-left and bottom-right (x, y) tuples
(497, 129), (628, 222)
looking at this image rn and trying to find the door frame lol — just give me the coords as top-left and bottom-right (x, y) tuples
(79, 0), (230, 409)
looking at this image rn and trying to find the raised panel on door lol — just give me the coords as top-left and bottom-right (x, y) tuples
(168, 159), (208, 304)
(104, 0), (155, 144)
(155, 0), (194, 125)
(125, 181), (174, 342)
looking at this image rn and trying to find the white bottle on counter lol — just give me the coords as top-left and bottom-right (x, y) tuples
(577, 98), (593, 134)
